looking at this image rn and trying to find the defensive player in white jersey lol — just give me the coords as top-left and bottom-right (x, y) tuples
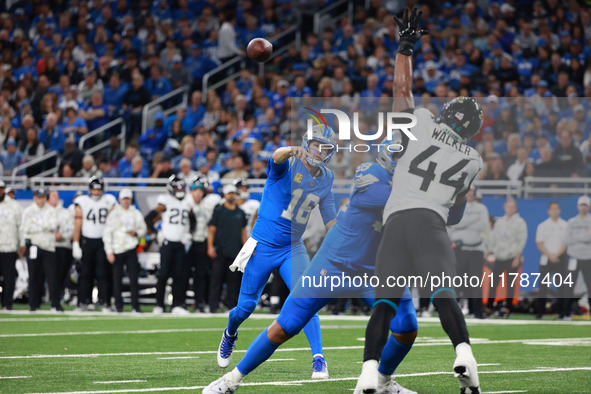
(145, 174), (195, 314)
(357, 7), (483, 394)
(0, 180), (23, 311)
(183, 174), (221, 312)
(103, 188), (147, 313)
(73, 176), (117, 311)
(232, 178), (260, 237)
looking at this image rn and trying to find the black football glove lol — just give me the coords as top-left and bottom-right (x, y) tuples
(394, 6), (429, 56)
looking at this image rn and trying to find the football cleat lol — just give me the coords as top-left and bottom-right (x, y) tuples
(217, 329), (238, 368)
(202, 372), (241, 394)
(453, 354), (481, 394)
(377, 374), (417, 394)
(152, 306), (164, 314)
(311, 355), (329, 379)
(354, 360), (379, 393)
(171, 306), (190, 315)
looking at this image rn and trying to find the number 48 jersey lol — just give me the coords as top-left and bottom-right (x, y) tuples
(157, 194), (192, 242)
(383, 107), (483, 223)
(75, 194), (117, 239)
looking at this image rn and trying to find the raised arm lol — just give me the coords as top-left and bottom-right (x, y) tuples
(392, 7), (428, 112)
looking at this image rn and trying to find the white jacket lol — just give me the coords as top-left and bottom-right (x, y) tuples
(22, 202), (58, 252)
(103, 205), (147, 255)
(490, 213), (528, 261)
(0, 197), (23, 252)
(54, 203), (75, 249)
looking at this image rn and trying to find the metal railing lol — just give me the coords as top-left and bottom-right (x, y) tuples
(17, 176), (591, 198)
(202, 56), (243, 103)
(313, 0), (354, 34)
(0, 175), (27, 190)
(79, 118), (126, 156)
(11, 150), (59, 184)
(142, 86), (189, 132)
(523, 176), (591, 198)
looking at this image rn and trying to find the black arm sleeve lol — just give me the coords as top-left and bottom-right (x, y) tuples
(189, 211), (197, 232)
(145, 210), (159, 233)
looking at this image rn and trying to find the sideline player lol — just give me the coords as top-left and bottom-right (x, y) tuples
(214, 125), (338, 379)
(103, 188), (147, 313)
(73, 176), (117, 311)
(204, 138), (418, 394)
(0, 180), (23, 311)
(232, 178), (260, 237)
(357, 7), (484, 394)
(184, 174), (220, 312)
(145, 174), (194, 314)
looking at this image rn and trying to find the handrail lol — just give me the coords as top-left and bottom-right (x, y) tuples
(85, 123), (127, 157)
(19, 176), (591, 197)
(313, 0), (353, 34)
(141, 86), (189, 132)
(78, 118), (126, 152)
(202, 56), (243, 103)
(11, 150), (58, 183)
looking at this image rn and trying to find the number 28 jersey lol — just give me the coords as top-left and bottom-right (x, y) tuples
(157, 194), (192, 242)
(252, 157), (336, 247)
(383, 107), (483, 223)
(75, 194), (117, 239)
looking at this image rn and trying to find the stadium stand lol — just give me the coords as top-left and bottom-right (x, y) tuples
(0, 0), (590, 315)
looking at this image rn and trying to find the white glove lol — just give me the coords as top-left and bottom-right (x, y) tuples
(182, 233), (193, 253)
(72, 241), (82, 260)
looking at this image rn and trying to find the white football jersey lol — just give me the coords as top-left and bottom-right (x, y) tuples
(240, 199), (260, 237)
(75, 194), (117, 239)
(383, 107), (483, 223)
(185, 193), (221, 242)
(158, 194), (192, 242)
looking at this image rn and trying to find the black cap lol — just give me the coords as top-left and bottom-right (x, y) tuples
(34, 187), (48, 197)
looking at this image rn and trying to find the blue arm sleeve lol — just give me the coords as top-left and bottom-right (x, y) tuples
(319, 191), (337, 225)
(266, 158), (289, 180)
(351, 182), (391, 211)
(447, 199), (467, 226)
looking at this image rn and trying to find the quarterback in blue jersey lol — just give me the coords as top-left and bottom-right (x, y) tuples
(213, 124), (338, 380)
(204, 137), (418, 394)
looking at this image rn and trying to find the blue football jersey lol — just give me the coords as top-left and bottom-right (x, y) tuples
(318, 162), (392, 273)
(251, 156), (336, 246)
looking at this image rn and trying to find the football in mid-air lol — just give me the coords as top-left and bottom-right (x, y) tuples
(247, 38), (273, 63)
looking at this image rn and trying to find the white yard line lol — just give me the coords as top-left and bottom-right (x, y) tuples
(3, 337), (591, 360)
(156, 356), (200, 360)
(0, 376), (31, 379)
(265, 358), (296, 362)
(0, 312), (589, 325)
(483, 391), (528, 393)
(29, 367), (591, 394)
(94, 381), (146, 385)
(0, 325), (365, 338)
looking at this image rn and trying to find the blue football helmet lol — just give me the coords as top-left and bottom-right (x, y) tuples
(302, 124), (337, 167)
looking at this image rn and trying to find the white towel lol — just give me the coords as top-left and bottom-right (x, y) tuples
(229, 237), (258, 272)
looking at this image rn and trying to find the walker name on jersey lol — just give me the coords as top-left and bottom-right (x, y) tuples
(431, 127), (474, 155)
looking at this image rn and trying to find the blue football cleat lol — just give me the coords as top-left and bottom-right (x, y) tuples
(217, 329), (238, 368)
(311, 355), (329, 379)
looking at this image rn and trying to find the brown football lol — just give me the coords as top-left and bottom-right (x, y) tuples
(247, 38), (273, 63)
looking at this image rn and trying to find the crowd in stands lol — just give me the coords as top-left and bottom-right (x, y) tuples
(0, 0), (590, 184)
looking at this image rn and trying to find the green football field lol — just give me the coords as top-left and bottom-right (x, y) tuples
(1, 310), (590, 393)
